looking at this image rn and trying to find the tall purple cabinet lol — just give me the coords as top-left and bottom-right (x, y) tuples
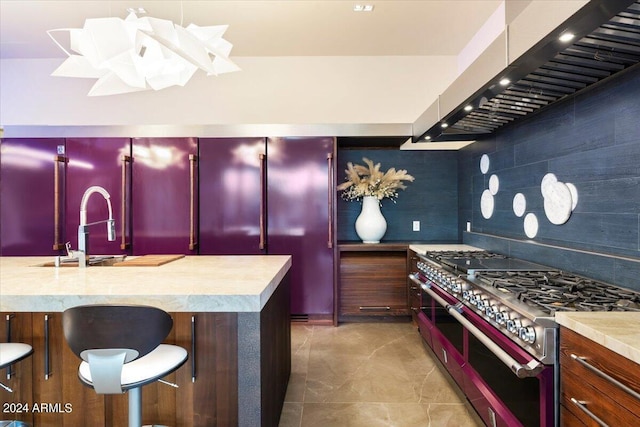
(267, 137), (335, 318)
(199, 137), (336, 319)
(64, 138), (131, 256)
(0, 138), (66, 256)
(131, 137), (198, 255)
(199, 137), (266, 255)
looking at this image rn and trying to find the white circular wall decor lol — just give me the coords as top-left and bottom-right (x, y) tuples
(543, 181), (573, 225)
(513, 193), (526, 217)
(480, 154), (490, 174)
(540, 173), (558, 197)
(524, 213), (539, 238)
(566, 183), (579, 211)
(488, 174), (500, 195)
(480, 189), (495, 219)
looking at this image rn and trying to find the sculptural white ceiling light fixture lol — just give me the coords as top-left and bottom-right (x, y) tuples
(47, 10), (240, 96)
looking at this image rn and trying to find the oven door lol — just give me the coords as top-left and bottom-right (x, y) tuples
(421, 283), (555, 427)
(414, 273), (464, 357)
(465, 332), (555, 427)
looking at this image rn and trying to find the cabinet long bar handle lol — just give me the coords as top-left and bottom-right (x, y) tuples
(44, 314), (50, 380)
(259, 154), (266, 250)
(5, 314), (13, 380)
(5, 314), (11, 342)
(570, 353), (640, 400)
(487, 407), (497, 427)
(53, 155), (67, 250)
(359, 306), (391, 311)
(120, 155), (131, 250)
(189, 154), (198, 251)
(191, 315), (196, 383)
(570, 398), (609, 427)
(327, 153), (334, 249)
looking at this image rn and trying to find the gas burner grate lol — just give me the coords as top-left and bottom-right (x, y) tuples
(426, 250), (507, 262)
(474, 270), (640, 315)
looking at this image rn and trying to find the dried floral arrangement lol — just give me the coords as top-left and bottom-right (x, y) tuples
(337, 157), (415, 202)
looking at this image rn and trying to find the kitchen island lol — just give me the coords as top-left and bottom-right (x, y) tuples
(0, 255), (292, 427)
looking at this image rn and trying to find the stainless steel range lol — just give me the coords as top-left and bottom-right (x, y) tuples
(409, 248), (640, 427)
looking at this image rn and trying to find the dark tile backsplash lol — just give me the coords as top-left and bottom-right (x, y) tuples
(460, 65), (640, 290)
(336, 149), (459, 243)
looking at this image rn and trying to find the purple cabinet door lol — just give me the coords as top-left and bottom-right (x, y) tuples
(199, 138), (266, 255)
(131, 137), (198, 255)
(65, 138), (131, 256)
(267, 137), (336, 316)
(1, 138), (66, 256)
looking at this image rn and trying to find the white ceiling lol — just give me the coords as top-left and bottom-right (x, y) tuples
(1, 0), (503, 59)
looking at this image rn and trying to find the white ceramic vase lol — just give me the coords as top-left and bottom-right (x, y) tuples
(355, 196), (387, 243)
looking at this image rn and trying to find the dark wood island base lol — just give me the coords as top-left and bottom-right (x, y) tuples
(1, 256), (292, 427)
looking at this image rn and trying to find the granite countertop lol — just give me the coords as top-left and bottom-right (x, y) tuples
(0, 255), (292, 313)
(409, 244), (483, 255)
(556, 312), (640, 364)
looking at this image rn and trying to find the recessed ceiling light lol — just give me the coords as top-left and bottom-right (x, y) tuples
(499, 78), (511, 86)
(559, 32), (575, 42)
(441, 123), (448, 128)
(354, 4), (374, 12)
(464, 105), (473, 112)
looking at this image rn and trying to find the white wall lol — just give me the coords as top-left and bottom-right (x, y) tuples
(0, 55), (457, 130)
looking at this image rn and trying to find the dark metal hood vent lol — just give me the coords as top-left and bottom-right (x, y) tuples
(417, 0), (640, 142)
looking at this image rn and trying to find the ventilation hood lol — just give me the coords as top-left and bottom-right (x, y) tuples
(413, 0), (640, 143)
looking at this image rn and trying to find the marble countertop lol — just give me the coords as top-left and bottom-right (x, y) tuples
(0, 255), (291, 313)
(556, 312), (640, 364)
(409, 244), (483, 255)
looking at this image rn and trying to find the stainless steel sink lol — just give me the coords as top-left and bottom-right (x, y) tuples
(34, 255), (127, 267)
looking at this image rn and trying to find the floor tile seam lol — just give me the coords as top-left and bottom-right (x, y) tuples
(298, 401), (474, 406)
(305, 350), (433, 360)
(301, 397), (468, 404)
(298, 325), (320, 405)
(291, 330), (313, 357)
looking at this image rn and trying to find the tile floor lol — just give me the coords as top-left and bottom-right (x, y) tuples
(278, 322), (484, 427)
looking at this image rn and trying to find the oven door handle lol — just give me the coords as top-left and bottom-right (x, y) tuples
(417, 280), (544, 379)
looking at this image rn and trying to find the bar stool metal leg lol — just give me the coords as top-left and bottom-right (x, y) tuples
(129, 387), (142, 427)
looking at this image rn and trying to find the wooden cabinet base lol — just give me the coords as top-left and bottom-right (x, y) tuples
(338, 244), (409, 320)
(560, 327), (640, 426)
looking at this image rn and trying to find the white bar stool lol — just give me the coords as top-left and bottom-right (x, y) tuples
(62, 305), (188, 427)
(0, 342), (33, 393)
(1, 342), (34, 427)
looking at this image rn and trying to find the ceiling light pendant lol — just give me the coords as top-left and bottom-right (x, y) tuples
(47, 11), (240, 96)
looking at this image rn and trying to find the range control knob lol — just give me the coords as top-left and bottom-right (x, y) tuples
(519, 326), (536, 344)
(507, 319), (522, 335)
(462, 290), (472, 301)
(450, 280), (458, 292)
(495, 311), (508, 325)
(485, 305), (498, 319)
(451, 280), (462, 293)
(469, 293), (479, 305)
(476, 298), (488, 311)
